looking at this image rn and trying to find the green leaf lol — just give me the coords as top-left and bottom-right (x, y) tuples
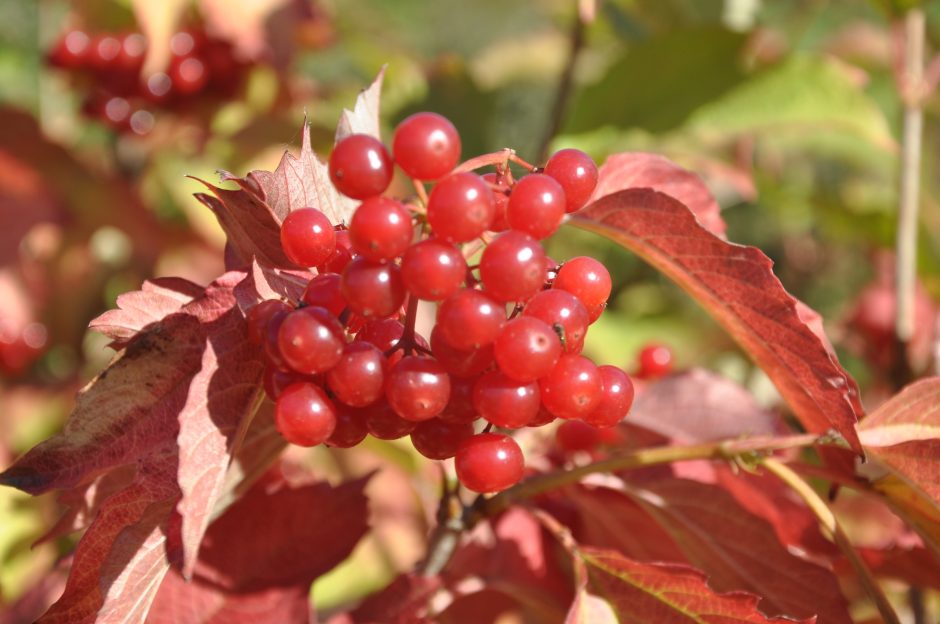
(686, 55), (894, 149)
(565, 27), (747, 134)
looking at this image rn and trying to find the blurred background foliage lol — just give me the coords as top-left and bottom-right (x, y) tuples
(1, 0), (939, 617)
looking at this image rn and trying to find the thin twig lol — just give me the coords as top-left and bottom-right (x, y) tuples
(762, 459), (901, 624)
(895, 9), (925, 347)
(537, 3), (588, 161)
(478, 433), (822, 518)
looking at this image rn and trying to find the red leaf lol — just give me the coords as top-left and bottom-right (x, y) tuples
(249, 122), (356, 226)
(192, 186), (292, 269)
(347, 573), (440, 624)
(147, 470), (371, 624)
(574, 187), (862, 451)
(589, 152), (726, 236)
(442, 507), (573, 621)
(858, 377), (940, 556)
(854, 545), (940, 590)
(193, 473), (371, 592)
(572, 547), (814, 624)
(629, 368), (785, 443)
(0, 273), (266, 621)
(621, 479), (850, 622)
(89, 277), (204, 347)
(146, 574), (310, 624)
(232, 259), (311, 314)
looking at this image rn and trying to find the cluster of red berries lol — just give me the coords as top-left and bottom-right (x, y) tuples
(245, 112), (635, 494)
(47, 27), (248, 134)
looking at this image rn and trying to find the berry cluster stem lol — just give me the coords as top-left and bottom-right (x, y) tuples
(418, 432), (826, 577)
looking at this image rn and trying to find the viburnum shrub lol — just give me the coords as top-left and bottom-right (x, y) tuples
(3, 70), (938, 623)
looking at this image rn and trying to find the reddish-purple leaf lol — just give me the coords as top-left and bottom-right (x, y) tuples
(89, 277), (204, 347)
(251, 123), (356, 226)
(146, 574), (310, 624)
(858, 377), (940, 557)
(589, 152), (726, 236)
(232, 259), (311, 314)
(854, 545), (940, 591)
(147, 469), (370, 624)
(620, 479), (850, 622)
(629, 368), (784, 443)
(0, 273), (266, 621)
(193, 473), (371, 592)
(574, 187), (862, 451)
(347, 573), (440, 624)
(573, 547), (814, 624)
(192, 186), (292, 269)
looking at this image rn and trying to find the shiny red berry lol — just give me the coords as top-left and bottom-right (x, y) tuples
(349, 197), (413, 261)
(341, 258), (406, 318)
(326, 341), (386, 407)
(329, 134), (393, 199)
(479, 231), (547, 303)
(493, 316), (561, 382)
(401, 239), (467, 301)
(553, 256), (611, 322)
(436, 288), (505, 351)
(540, 354), (602, 420)
(543, 148), (598, 213)
(275, 382), (336, 447)
(427, 173), (495, 242)
(472, 371), (540, 429)
(507, 174), (566, 240)
(392, 112), (461, 181)
(582, 365), (634, 428)
(455, 433), (524, 493)
(385, 356), (451, 422)
(277, 307), (345, 375)
(280, 208), (336, 267)
(411, 418), (475, 460)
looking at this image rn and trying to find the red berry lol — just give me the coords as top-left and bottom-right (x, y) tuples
(356, 318), (406, 350)
(263, 366), (315, 401)
(636, 343), (674, 379)
(48, 30), (91, 69)
(401, 239), (467, 301)
(392, 112), (461, 181)
(427, 173), (495, 242)
(349, 197), (413, 261)
(479, 231), (547, 303)
(281, 208), (336, 267)
(275, 382), (336, 446)
(429, 325), (494, 378)
(436, 288), (505, 350)
(540, 354), (602, 420)
(493, 317), (561, 382)
(385, 356), (451, 422)
(553, 256), (611, 322)
(437, 375), (480, 425)
(341, 258), (406, 318)
(528, 406), (556, 427)
(142, 72), (173, 103)
(263, 308), (292, 371)
(170, 56), (208, 96)
(329, 134), (393, 199)
(317, 229), (354, 274)
(326, 341), (386, 407)
(555, 420), (602, 453)
(482, 172), (510, 232)
(411, 418), (475, 460)
(364, 401), (416, 440)
(455, 433), (524, 493)
(522, 289), (589, 353)
(89, 35), (122, 72)
(277, 307), (345, 375)
(472, 371), (540, 429)
(302, 273), (346, 317)
(327, 404), (369, 448)
(543, 148), (598, 213)
(248, 299), (291, 344)
(582, 365), (634, 428)
(116, 33), (147, 74)
(507, 174), (566, 240)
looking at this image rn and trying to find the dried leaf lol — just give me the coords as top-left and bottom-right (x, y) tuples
(232, 259), (311, 314)
(574, 187), (862, 451)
